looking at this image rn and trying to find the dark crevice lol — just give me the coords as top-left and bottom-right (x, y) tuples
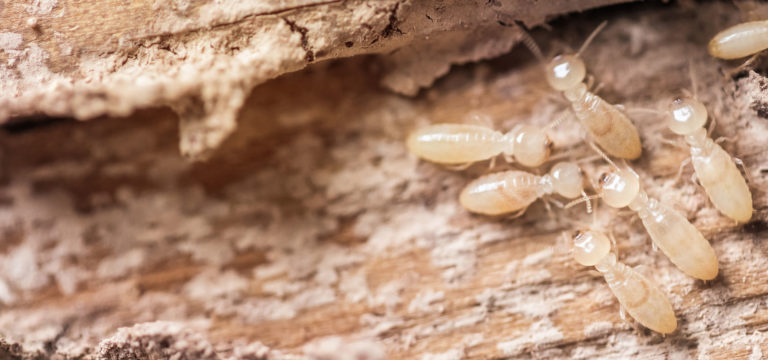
(2, 116), (72, 134)
(750, 100), (768, 119)
(381, 2), (404, 38)
(283, 18), (315, 62)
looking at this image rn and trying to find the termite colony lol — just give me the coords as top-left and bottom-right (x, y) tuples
(407, 20), (760, 335)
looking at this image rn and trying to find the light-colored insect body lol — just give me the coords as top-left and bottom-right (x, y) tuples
(598, 169), (719, 280)
(563, 83), (643, 159)
(708, 20), (768, 60)
(460, 162), (583, 215)
(525, 21), (643, 160)
(571, 230), (677, 334)
(667, 98), (753, 223)
(407, 123), (552, 167)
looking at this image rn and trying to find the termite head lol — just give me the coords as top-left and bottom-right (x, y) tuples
(508, 124), (552, 167)
(668, 97), (707, 135)
(550, 161), (584, 199)
(545, 54), (586, 91)
(572, 229), (611, 266)
(597, 169), (639, 208)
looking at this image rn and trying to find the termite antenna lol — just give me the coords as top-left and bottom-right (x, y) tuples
(564, 194), (602, 210)
(625, 107), (662, 116)
(588, 141), (620, 170)
(547, 110), (572, 130)
(591, 193), (599, 226)
(517, 24), (546, 63)
(576, 20), (608, 57)
(581, 190), (593, 214)
(688, 60), (699, 100)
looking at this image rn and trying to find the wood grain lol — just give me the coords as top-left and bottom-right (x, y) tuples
(1, 2), (768, 359)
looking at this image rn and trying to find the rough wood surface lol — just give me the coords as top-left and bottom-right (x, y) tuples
(0, 0), (627, 160)
(2, 1), (768, 360)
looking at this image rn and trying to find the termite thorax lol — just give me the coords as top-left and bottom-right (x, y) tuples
(594, 252), (617, 273)
(537, 175), (555, 197)
(564, 82), (588, 103)
(685, 128), (713, 156)
(628, 191), (649, 212)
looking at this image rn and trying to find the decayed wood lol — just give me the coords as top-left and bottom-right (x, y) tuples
(1, 1), (768, 360)
(0, 0), (629, 160)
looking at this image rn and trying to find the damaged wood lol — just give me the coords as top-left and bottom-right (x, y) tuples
(2, 1), (768, 360)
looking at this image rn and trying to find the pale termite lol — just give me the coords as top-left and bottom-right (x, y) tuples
(459, 162), (586, 216)
(708, 20), (768, 60)
(522, 21), (643, 159)
(407, 123), (552, 168)
(570, 229), (677, 334)
(666, 96), (753, 223)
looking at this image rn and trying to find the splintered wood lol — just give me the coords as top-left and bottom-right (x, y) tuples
(1, 2), (768, 360)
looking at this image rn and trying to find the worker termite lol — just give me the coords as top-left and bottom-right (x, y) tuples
(666, 96), (753, 223)
(569, 148), (719, 280)
(406, 123), (552, 168)
(632, 63), (754, 223)
(708, 20), (768, 60)
(569, 229), (677, 334)
(522, 21), (643, 160)
(459, 161), (587, 216)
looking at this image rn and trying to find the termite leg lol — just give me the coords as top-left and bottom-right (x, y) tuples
(489, 156), (498, 170)
(715, 135), (737, 145)
(619, 305), (628, 323)
(585, 74), (595, 91)
(585, 75), (605, 94)
(728, 53), (761, 78)
(547, 197), (565, 209)
(576, 154), (603, 164)
(587, 269), (603, 277)
(733, 157), (754, 185)
(466, 113), (494, 127)
(608, 229), (619, 257)
(691, 170), (701, 187)
(445, 162), (473, 171)
(543, 199), (556, 220)
(657, 136), (687, 150)
(545, 152), (571, 163)
(671, 157), (692, 186)
(632, 264), (651, 278)
(627, 213), (640, 227)
(506, 206), (529, 220)
(503, 153), (516, 164)
(707, 114), (718, 137)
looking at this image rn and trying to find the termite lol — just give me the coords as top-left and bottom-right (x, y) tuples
(569, 148), (719, 280)
(522, 21), (643, 160)
(666, 96), (753, 223)
(569, 229), (677, 334)
(406, 123), (552, 168)
(634, 64), (754, 223)
(459, 161), (587, 216)
(708, 20), (768, 60)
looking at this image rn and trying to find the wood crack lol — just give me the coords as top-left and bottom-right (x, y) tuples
(283, 18), (315, 62)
